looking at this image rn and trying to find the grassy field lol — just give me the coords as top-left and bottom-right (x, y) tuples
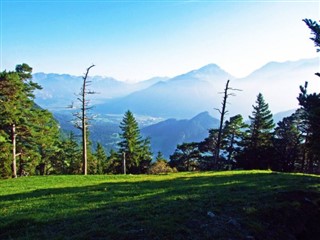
(1, 170), (320, 240)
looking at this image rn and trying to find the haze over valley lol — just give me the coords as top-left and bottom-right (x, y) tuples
(33, 57), (319, 156)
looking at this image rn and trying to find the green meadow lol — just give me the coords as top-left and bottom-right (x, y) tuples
(1, 171), (320, 240)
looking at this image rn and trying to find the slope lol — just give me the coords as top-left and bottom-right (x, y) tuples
(1, 171), (319, 240)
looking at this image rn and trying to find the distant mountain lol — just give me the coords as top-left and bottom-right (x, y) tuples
(141, 111), (219, 158)
(235, 58), (319, 118)
(34, 58), (319, 120)
(95, 58), (319, 119)
(95, 64), (234, 118)
(33, 73), (169, 110)
(273, 109), (296, 125)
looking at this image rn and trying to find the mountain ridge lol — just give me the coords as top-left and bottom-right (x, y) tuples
(33, 57), (319, 119)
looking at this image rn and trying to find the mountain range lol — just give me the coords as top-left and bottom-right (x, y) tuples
(34, 57), (319, 119)
(33, 58), (319, 157)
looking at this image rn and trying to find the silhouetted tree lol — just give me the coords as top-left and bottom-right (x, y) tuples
(297, 82), (320, 173)
(273, 111), (303, 172)
(170, 142), (200, 171)
(239, 93), (274, 169)
(222, 114), (248, 165)
(214, 80), (241, 168)
(303, 19), (320, 76)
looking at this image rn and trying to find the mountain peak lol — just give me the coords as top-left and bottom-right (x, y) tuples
(191, 111), (219, 126)
(191, 111), (211, 120)
(191, 63), (228, 76)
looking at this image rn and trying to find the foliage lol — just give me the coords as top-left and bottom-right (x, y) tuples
(1, 171), (319, 239)
(0, 64), (60, 178)
(221, 114), (248, 164)
(118, 110), (152, 174)
(297, 82), (320, 173)
(169, 142), (200, 171)
(93, 143), (107, 175)
(104, 149), (122, 174)
(272, 111), (303, 172)
(148, 159), (176, 174)
(198, 129), (218, 170)
(238, 93), (275, 170)
(303, 19), (320, 53)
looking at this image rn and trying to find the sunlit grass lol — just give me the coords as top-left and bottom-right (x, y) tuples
(1, 171), (320, 239)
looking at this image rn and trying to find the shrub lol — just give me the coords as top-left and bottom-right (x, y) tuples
(148, 159), (177, 174)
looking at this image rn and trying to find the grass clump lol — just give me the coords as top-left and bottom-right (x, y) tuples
(0, 170), (320, 239)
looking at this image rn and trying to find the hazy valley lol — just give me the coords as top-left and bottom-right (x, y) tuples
(33, 57), (319, 157)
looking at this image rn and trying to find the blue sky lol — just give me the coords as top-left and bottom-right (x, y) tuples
(1, 0), (319, 81)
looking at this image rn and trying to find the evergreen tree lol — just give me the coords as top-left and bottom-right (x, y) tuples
(198, 129), (218, 170)
(169, 142), (200, 171)
(222, 114), (248, 165)
(58, 132), (81, 174)
(32, 109), (61, 175)
(249, 93), (275, 148)
(240, 93), (275, 169)
(94, 143), (107, 175)
(298, 19), (320, 173)
(303, 19), (320, 77)
(155, 151), (165, 162)
(273, 111), (303, 172)
(105, 149), (121, 174)
(0, 64), (48, 178)
(118, 110), (152, 174)
(297, 82), (320, 173)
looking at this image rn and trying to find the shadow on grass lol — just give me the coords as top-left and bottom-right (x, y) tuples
(1, 172), (320, 240)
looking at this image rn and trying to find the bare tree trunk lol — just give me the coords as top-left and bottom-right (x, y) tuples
(215, 80), (230, 168)
(81, 65), (95, 175)
(214, 80), (240, 169)
(11, 124), (17, 178)
(82, 75), (88, 175)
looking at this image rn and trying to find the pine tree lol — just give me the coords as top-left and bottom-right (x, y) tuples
(273, 112), (303, 172)
(297, 82), (320, 173)
(303, 19), (320, 51)
(94, 143), (107, 175)
(0, 64), (42, 178)
(52, 132), (81, 174)
(105, 149), (121, 174)
(169, 142), (200, 171)
(241, 93), (275, 169)
(248, 93), (275, 149)
(222, 114), (248, 164)
(298, 19), (320, 173)
(198, 129), (218, 170)
(118, 110), (152, 173)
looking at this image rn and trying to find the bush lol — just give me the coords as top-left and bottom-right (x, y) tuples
(148, 159), (177, 174)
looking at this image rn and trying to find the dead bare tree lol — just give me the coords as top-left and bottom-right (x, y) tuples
(73, 64), (96, 175)
(214, 79), (241, 168)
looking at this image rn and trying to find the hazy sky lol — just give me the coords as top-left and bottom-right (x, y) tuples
(1, 0), (319, 81)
